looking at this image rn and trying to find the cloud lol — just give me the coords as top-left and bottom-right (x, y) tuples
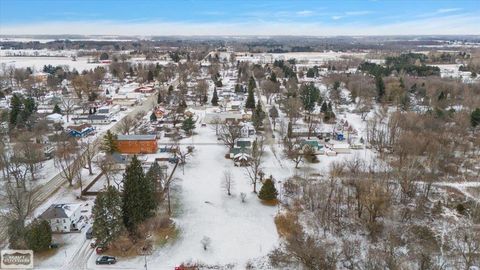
(296, 10), (314, 16)
(331, 10), (372, 20)
(0, 13), (478, 36)
(437, 8), (462, 13)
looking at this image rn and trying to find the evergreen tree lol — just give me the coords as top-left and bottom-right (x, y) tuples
(92, 186), (124, 246)
(471, 108), (480, 128)
(146, 162), (163, 193)
(270, 72), (277, 82)
(375, 76), (385, 102)
(122, 156), (157, 232)
(182, 116), (196, 135)
(52, 104), (62, 114)
(147, 70), (154, 82)
(8, 219), (26, 249)
(258, 178), (278, 201)
(287, 121), (293, 138)
(150, 112), (157, 122)
(101, 130), (118, 154)
(202, 94), (208, 104)
(157, 91), (163, 104)
(300, 83), (319, 112)
(9, 94), (23, 126)
(24, 219), (52, 252)
(211, 88), (219, 106)
(269, 105), (279, 129)
(245, 87), (256, 110)
(248, 76), (256, 92)
(252, 100), (265, 130)
(234, 84), (241, 93)
(320, 101), (328, 113)
(168, 85), (174, 95)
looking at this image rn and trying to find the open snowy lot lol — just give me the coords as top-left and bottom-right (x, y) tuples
(0, 56), (109, 72)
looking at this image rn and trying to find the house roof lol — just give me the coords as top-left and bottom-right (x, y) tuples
(117, 134), (157, 141)
(67, 124), (93, 133)
(39, 203), (81, 220)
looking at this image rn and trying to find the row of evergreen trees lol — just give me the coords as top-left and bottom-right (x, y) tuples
(92, 156), (159, 245)
(9, 219), (52, 252)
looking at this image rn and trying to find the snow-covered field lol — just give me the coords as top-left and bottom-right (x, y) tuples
(0, 56), (109, 72)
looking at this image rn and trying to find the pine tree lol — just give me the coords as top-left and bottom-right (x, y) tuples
(471, 108), (480, 128)
(269, 105), (279, 129)
(320, 101), (328, 113)
(168, 85), (174, 95)
(122, 156), (157, 232)
(52, 104), (62, 114)
(245, 87), (256, 110)
(182, 116), (196, 135)
(287, 121), (293, 138)
(248, 76), (256, 92)
(300, 83), (319, 112)
(92, 186), (124, 246)
(101, 130), (118, 154)
(375, 76), (385, 102)
(25, 219), (52, 252)
(157, 91), (163, 104)
(258, 178), (278, 201)
(146, 162), (163, 193)
(252, 100), (265, 130)
(147, 70), (154, 82)
(211, 88), (219, 106)
(9, 94), (23, 126)
(150, 112), (157, 122)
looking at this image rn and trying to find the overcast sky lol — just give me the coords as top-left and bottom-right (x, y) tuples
(1, 0), (479, 36)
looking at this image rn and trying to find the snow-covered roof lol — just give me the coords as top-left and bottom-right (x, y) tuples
(39, 203), (81, 219)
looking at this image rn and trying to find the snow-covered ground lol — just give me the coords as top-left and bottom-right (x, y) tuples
(0, 56), (109, 72)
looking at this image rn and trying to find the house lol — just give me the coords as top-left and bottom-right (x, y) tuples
(67, 124), (94, 138)
(39, 203), (84, 233)
(72, 114), (111, 125)
(46, 113), (64, 123)
(240, 123), (255, 138)
(116, 134), (158, 154)
(230, 138), (254, 158)
(301, 139), (324, 151)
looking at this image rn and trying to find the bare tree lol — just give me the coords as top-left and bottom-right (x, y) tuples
(94, 154), (117, 187)
(1, 182), (34, 227)
(452, 227), (480, 270)
(218, 122), (242, 150)
(81, 138), (99, 175)
(201, 236), (211, 251)
(240, 192), (247, 203)
(210, 116), (222, 136)
(117, 115), (135, 135)
(222, 170), (234, 196)
(62, 98), (77, 123)
(245, 138), (265, 193)
(283, 138), (304, 169)
(54, 135), (81, 186)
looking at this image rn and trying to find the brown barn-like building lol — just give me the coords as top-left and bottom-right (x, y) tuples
(116, 134), (158, 154)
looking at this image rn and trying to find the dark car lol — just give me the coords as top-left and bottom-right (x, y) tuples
(96, 256), (116, 265)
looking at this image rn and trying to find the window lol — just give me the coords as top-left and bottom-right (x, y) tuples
(63, 219), (66, 223)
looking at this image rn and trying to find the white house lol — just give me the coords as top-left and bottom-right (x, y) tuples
(39, 203), (84, 233)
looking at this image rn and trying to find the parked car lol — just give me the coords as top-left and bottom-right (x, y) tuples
(86, 227), (93, 239)
(96, 256), (116, 265)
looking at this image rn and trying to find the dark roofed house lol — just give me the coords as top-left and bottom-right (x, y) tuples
(67, 124), (94, 138)
(39, 203), (84, 233)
